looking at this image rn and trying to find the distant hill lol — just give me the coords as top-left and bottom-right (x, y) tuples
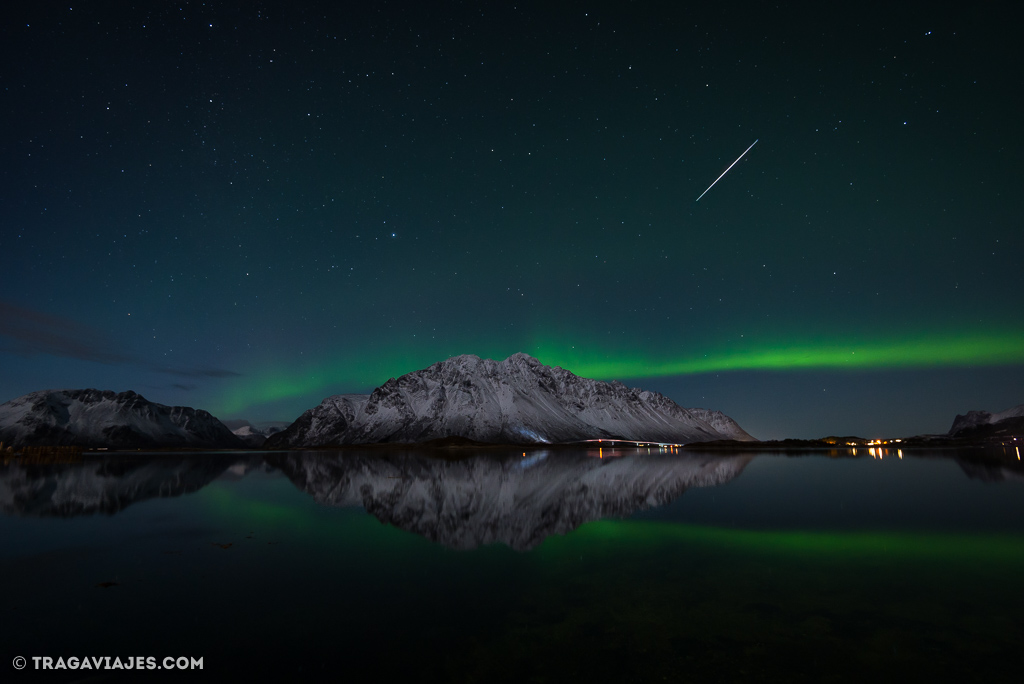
(222, 419), (288, 447)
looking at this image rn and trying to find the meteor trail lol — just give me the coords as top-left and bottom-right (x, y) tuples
(695, 139), (758, 202)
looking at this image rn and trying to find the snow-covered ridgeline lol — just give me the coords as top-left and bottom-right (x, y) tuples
(0, 389), (243, 449)
(266, 353), (755, 447)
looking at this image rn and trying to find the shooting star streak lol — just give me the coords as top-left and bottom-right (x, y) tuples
(695, 139), (758, 202)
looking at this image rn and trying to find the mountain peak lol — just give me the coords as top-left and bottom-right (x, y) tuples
(504, 351), (541, 365)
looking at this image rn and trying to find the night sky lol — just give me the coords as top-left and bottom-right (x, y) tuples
(2, 2), (1022, 439)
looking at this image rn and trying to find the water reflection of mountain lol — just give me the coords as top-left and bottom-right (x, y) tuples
(955, 458), (1024, 484)
(0, 456), (237, 517)
(270, 450), (753, 550)
(4, 449), (1020, 546)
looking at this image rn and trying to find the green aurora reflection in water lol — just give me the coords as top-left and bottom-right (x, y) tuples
(196, 477), (1024, 567)
(4, 451), (1023, 682)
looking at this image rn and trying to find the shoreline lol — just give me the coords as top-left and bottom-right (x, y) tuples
(2, 436), (1021, 459)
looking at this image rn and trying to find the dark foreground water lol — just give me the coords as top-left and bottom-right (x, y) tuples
(2, 446), (1023, 682)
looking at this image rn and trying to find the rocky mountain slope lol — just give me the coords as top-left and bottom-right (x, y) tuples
(949, 404), (1024, 437)
(266, 353), (754, 447)
(0, 389), (244, 449)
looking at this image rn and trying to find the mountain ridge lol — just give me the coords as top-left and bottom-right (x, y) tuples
(265, 352), (754, 447)
(0, 389), (244, 450)
(949, 404), (1024, 436)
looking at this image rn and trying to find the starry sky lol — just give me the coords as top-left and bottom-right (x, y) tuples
(2, 2), (1022, 439)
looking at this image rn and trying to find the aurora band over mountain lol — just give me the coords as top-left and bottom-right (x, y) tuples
(217, 330), (1024, 415)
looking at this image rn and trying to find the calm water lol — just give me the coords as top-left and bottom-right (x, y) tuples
(2, 447), (1023, 682)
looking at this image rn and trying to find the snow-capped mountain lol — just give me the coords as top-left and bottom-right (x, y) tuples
(223, 420), (288, 447)
(0, 389), (245, 449)
(265, 353), (755, 447)
(230, 424), (266, 447)
(948, 404), (1024, 436)
(270, 450), (753, 550)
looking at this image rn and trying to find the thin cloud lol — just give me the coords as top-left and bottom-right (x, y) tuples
(0, 300), (133, 364)
(0, 300), (241, 379)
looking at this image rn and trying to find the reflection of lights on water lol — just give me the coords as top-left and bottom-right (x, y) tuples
(583, 440), (683, 457)
(898, 449), (903, 459)
(1018, 446), (1021, 460)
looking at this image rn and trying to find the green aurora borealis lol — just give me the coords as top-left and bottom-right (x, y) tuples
(2, 3), (1022, 437)
(218, 330), (1024, 415)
